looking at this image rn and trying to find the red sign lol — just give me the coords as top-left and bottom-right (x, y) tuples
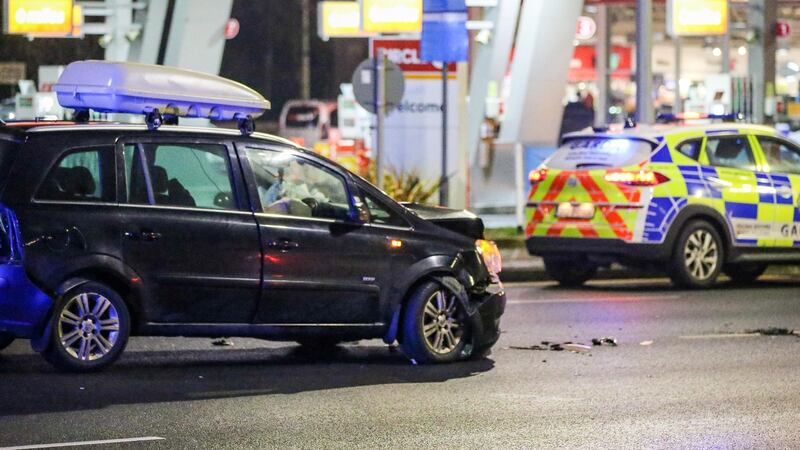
(224, 18), (240, 40)
(371, 38), (456, 73)
(568, 45), (632, 82)
(777, 21), (791, 38)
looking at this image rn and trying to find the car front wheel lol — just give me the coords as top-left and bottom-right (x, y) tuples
(0, 333), (14, 351)
(400, 281), (470, 364)
(42, 282), (130, 372)
(670, 220), (724, 289)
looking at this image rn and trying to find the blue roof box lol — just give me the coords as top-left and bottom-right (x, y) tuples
(53, 60), (270, 121)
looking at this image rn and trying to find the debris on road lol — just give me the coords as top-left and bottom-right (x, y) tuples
(563, 343), (591, 353)
(744, 327), (796, 336)
(212, 338), (234, 347)
(591, 337), (618, 347)
(509, 338), (616, 354)
(639, 340), (654, 346)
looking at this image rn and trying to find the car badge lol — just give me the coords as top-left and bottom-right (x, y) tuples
(567, 176), (578, 187)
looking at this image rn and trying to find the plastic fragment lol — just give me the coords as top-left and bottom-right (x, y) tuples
(640, 340), (653, 346)
(212, 338), (234, 347)
(563, 343), (591, 353)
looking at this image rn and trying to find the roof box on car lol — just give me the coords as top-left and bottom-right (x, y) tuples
(53, 60), (271, 134)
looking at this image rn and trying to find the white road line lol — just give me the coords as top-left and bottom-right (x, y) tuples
(0, 437), (165, 450)
(679, 333), (760, 340)
(507, 295), (680, 305)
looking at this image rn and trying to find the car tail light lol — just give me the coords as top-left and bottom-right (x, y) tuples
(529, 168), (548, 185)
(476, 239), (502, 274)
(604, 170), (670, 187)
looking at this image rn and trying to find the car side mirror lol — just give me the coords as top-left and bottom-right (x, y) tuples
(350, 202), (370, 224)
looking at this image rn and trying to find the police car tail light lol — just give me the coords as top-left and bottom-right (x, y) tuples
(476, 239), (502, 274)
(528, 168), (548, 185)
(604, 170), (669, 187)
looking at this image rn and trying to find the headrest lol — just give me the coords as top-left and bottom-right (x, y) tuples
(150, 165), (169, 194)
(63, 166), (96, 197)
(715, 140), (744, 160)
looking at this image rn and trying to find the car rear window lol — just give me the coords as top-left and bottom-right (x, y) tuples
(286, 107), (320, 128)
(547, 138), (654, 170)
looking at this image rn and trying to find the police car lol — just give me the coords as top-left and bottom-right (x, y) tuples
(526, 121), (800, 288)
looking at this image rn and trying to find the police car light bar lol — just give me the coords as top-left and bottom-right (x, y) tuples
(656, 112), (738, 124)
(53, 61), (271, 135)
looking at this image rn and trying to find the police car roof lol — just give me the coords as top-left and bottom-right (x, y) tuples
(563, 122), (781, 144)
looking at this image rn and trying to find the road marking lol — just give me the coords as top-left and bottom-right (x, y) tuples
(679, 333), (760, 340)
(507, 294), (680, 305)
(0, 437), (165, 449)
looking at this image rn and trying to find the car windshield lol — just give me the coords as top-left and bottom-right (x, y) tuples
(546, 137), (654, 169)
(0, 135), (20, 188)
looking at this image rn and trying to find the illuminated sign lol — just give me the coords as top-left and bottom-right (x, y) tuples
(4, 0), (76, 36)
(318, 1), (371, 39)
(361, 0), (422, 34)
(667, 0), (728, 36)
(575, 16), (596, 41)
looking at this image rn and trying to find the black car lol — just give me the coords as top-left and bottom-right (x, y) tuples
(0, 121), (505, 371)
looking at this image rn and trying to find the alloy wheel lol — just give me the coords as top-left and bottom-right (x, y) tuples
(421, 290), (464, 355)
(683, 229), (719, 281)
(57, 292), (120, 361)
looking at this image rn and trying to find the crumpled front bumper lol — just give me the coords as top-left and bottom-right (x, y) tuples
(467, 281), (506, 351)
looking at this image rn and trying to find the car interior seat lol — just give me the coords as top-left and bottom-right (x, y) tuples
(150, 165), (171, 205)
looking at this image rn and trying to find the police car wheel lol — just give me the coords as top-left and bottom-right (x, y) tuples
(400, 281), (470, 364)
(544, 258), (597, 287)
(723, 263), (768, 284)
(42, 282), (131, 372)
(0, 333), (14, 351)
(670, 220), (723, 289)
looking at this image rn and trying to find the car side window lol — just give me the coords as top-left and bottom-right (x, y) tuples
(705, 136), (756, 171)
(124, 143), (236, 210)
(245, 147), (351, 221)
(759, 137), (800, 175)
(36, 147), (115, 202)
(677, 139), (702, 160)
(360, 191), (408, 227)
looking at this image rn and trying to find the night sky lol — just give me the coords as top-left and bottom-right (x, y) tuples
(0, 0), (368, 119)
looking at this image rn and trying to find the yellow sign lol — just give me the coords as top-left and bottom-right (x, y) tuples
(318, 1), (371, 39)
(668, 0), (728, 36)
(361, 0), (422, 34)
(4, 0), (75, 36)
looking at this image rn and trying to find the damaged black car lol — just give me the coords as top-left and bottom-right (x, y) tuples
(0, 121), (506, 372)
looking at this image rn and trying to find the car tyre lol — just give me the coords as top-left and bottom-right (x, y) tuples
(544, 258), (597, 287)
(724, 263), (768, 284)
(400, 281), (470, 364)
(42, 282), (130, 372)
(669, 220), (724, 289)
(0, 333), (14, 351)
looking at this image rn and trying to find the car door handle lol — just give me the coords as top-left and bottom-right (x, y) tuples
(125, 230), (162, 242)
(267, 239), (298, 252)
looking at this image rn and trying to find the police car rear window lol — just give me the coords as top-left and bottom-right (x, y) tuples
(547, 138), (653, 170)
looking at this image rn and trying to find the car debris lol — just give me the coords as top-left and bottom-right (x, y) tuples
(212, 338), (234, 347)
(563, 343), (591, 353)
(639, 340), (654, 346)
(591, 337), (618, 346)
(744, 327), (796, 336)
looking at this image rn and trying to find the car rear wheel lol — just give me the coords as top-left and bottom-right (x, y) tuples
(0, 333), (14, 351)
(42, 282), (130, 372)
(724, 263), (768, 284)
(544, 258), (597, 287)
(400, 281), (470, 364)
(670, 220), (723, 289)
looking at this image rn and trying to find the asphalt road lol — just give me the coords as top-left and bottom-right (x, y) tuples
(1, 276), (799, 449)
